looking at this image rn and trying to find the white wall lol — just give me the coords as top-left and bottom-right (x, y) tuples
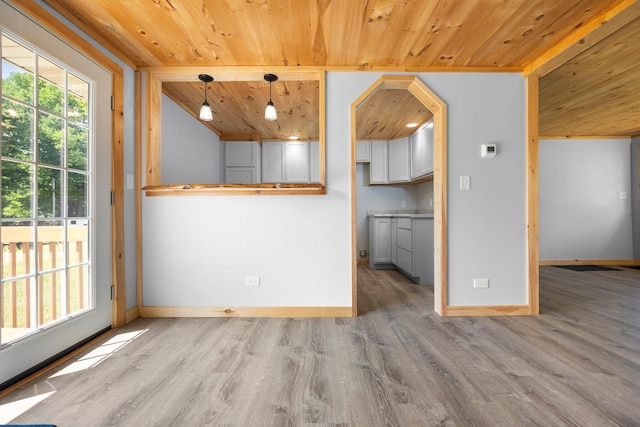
(142, 72), (528, 308)
(161, 94), (222, 184)
(632, 137), (640, 259)
(416, 181), (434, 210)
(539, 138), (633, 261)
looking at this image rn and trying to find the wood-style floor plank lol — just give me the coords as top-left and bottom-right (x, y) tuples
(1, 265), (639, 426)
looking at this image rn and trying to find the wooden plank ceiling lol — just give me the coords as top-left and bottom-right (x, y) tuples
(41, 0), (640, 138)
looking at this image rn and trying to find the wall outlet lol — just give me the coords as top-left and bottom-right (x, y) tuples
(401, 200), (407, 208)
(245, 276), (260, 287)
(429, 198), (433, 208)
(619, 191), (627, 200)
(473, 278), (489, 289)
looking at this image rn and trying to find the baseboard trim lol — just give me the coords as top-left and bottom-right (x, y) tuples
(444, 305), (531, 316)
(539, 259), (636, 266)
(139, 306), (354, 318)
(125, 306), (140, 324)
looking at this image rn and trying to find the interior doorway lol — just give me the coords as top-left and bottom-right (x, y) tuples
(350, 76), (448, 315)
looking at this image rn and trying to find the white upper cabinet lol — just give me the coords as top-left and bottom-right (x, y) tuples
(262, 141), (315, 183)
(225, 141), (259, 167)
(369, 140), (389, 184)
(410, 122), (433, 179)
(388, 136), (410, 183)
(356, 140), (371, 163)
(223, 141), (261, 183)
(284, 141), (310, 183)
(262, 142), (285, 182)
(309, 141), (320, 183)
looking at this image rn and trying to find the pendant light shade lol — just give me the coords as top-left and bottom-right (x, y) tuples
(198, 74), (214, 122)
(264, 73), (278, 121)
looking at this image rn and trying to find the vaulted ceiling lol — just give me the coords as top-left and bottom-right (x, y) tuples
(41, 0), (640, 139)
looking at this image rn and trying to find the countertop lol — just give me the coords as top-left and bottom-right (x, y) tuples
(367, 209), (434, 218)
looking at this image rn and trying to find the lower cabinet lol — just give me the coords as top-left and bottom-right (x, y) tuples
(369, 215), (434, 284)
(369, 217), (393, 267)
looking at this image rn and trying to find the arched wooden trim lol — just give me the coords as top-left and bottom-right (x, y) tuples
(350, 75), (448, 316)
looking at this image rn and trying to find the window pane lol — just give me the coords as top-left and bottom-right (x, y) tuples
(1, 98), (35, 161)
(67, 171), (88, 217)
(1, 35), (35, 105)
(1, 276), (36, 341)
(68, 73), (88, 125)
(1, 160), (33, 219)
(1, 220), (35, 278)
(67, 265), (88, 315)
(37, 220), (64, 273)
(38, 111), (64, 166)
(39, 270), (64, 325)
(67, 219), (88, 266)
(37, 57), (65, 116)
(68, 123), (88, 171)
(37, 166), (63, 218)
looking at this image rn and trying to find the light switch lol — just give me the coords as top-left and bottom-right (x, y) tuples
(460, 175), (470, 190)
(126, 173), (134, 190)
(619, 191), (627, 200)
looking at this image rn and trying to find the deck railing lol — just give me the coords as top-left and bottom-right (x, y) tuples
(1, 225), (88, 331)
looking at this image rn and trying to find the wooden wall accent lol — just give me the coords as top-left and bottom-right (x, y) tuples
(526, 76), (540, 316)
(142, 67), (325, 195)
(139, 306), (352, 318)
(350, 76), (448, 316)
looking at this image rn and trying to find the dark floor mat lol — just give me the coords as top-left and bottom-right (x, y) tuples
(554, 265), (619, 272)
(623, 265), (640, 270)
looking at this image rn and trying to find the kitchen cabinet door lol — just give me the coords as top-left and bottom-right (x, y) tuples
(285, 141), (310, 183)
(391, 217), (397, 264)
(262, 142), (285, 182)
(309, 141), (320, 183)
(356, 140), (371, 163)
(370, 140), (388, 184)
(224, 167), (258, 184)
(224, 141), (259, 167)
(410, 123), (434, 179)
(369, 217), (392, 265)
(388, 137), (410, 182)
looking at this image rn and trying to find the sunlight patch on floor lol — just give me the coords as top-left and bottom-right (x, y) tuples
(0, 391), (55, 424)
(48, 329), (147, 379)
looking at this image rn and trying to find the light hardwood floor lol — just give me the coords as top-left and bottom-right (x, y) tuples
(1, 266), (639, 426)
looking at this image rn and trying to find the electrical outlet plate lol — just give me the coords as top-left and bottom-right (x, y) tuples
(473, 278), (489, 289)
(245, 276), (260, 286)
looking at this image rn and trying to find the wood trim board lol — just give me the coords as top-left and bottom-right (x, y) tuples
(140, 306), (353, 318)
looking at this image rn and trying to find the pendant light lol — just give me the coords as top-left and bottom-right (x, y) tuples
(198, 74), (214, 121)
(264, 73), (278, 121)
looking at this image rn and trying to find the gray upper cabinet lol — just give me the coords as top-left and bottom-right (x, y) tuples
(262, 142), (285, 182)
(309, 141), (320, 183)
(369, 140), (389, 184)
(284, 141), (310, 183)
(356, 140), (371, 163)
(223, 141), (261, 183)
(410, 122), (433, 179)
(262, 141), (316, 183)
(388, 136), (410, 183)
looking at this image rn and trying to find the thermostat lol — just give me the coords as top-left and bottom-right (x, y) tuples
(481, 144), (497, 158)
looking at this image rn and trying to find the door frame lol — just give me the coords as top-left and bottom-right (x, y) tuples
(350, 75), (448, 315)
(11, 1), (127, 327)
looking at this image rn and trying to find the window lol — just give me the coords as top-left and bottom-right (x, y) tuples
(1, 32), (92, 345)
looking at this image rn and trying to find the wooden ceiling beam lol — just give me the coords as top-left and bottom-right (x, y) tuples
(523, 0), (640, 77)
